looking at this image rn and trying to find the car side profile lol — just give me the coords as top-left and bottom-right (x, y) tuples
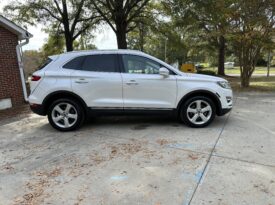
(29, 50), (233, 131)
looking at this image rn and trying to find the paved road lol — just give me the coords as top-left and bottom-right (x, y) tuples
(0, 92), (275, 205)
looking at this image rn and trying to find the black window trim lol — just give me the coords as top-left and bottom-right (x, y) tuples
(118, 54), (176, 75)
(38, 58), (53, 70)
(62, 54), (121, 73)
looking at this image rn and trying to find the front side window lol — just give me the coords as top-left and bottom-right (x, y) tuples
(122, 55), (162, 74)
(82, 54), (117, 72)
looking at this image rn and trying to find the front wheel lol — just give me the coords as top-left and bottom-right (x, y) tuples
(48, 98), (85, 131)
(180, 96), (216, 128)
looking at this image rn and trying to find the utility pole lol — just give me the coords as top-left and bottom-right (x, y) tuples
(267, 49), (271, 77)
(164, 38), (167, 62)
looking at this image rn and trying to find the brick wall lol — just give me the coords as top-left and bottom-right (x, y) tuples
(0, 25), (24, 107)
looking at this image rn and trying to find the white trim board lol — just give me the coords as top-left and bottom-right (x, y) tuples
(0, 98), (12, 110)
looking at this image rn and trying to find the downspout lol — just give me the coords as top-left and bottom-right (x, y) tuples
(16, 38), (29, 102)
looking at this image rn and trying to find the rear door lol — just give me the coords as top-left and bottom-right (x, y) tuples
(68, 54), (123, 108)
(120, 54), (177, 109)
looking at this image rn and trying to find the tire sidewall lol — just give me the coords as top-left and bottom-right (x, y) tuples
(180, 96), (216, 128)
(48, 98), (85, 131)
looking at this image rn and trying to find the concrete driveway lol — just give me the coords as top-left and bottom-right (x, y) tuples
(0, 92), (275, 205)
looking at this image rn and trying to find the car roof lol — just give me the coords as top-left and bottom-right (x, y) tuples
(63, 49), (144, 56)
(50, 49), (147, 60)
(50, 49), (183, 75)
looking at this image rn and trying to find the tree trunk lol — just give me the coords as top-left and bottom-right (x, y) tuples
(240, 45), (260, 88)
(218, 35), (225, 76)
(65, 35), (74, 51)
(62, 2), (74, 52)
(116, 24), (127, 49)
(240, 64), (251, 87)
(139, 23), (145, 52)
(240, 75), (250, 87)
(178, 58), (183, 70)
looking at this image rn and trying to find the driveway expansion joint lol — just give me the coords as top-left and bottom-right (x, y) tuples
(212, 154), (275, 168)
(187, 95), (236, 205)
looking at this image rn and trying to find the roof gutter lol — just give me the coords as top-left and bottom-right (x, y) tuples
(16, 38), (29, 102)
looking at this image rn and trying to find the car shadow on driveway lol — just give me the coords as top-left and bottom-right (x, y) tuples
(82, 115), (228, 131)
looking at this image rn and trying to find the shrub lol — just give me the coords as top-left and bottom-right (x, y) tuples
(197, 70), (217, 76)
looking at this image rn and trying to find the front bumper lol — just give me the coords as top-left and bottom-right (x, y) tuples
(218, 108), (232, 116)
(216, 87), (233, 116)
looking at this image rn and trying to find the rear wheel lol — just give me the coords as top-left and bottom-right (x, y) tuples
(180, 96), (216, 128)
(48, 98), (85, 131)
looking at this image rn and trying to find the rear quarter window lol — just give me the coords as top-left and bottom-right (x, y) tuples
(38, 58), (52, 70)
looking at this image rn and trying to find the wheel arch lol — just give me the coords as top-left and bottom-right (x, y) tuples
(177, 90), (222, 116)
(42, 91), (88, 115)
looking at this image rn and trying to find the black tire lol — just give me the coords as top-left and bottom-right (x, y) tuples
(47, 98), (85, 131)
(180, 96), (216, 128)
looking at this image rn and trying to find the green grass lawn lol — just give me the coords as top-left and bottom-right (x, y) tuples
(225, 76), (275, 92)
(195, 66), (275, 92)
(207, 67), (275, 75)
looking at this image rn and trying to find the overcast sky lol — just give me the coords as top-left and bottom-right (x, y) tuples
(0, 0), (117, 50)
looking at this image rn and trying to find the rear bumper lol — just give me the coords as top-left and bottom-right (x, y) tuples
(218, 108), (232, 116)
(29, 103), (46, 116)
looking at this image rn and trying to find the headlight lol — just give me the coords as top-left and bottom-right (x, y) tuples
(217, 81), (231, 89)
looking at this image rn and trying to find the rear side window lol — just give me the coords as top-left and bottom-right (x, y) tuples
(82, 54), (118, 72)
(63, 56), (85, 69)
(38, 58), (52, 70)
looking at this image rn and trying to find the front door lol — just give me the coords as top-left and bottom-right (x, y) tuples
(120, 54), (177, 109)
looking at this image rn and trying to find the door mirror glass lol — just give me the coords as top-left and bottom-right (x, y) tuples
(159, 67), (169, 77)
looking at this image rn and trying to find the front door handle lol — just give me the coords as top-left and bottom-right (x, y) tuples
(75, 78), (89, 84)
(126, 80), (138, 85)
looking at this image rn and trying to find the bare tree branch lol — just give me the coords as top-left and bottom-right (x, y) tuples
(53, 0), (63, 16)
(40, 7), (62, 22)
(127, 0), (150, 24)
(71, 0), (85, 33)
(91, 0), (117, 32)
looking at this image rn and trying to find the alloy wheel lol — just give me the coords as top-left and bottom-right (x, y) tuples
(186, 100), (212, 125)
(51, 102), (78, 128)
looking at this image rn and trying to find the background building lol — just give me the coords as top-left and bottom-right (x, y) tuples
(0, 15), (32, 110)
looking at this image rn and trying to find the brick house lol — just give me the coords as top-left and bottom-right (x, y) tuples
(0, 15), (32, 110)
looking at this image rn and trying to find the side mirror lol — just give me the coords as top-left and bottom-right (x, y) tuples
(159, 67), (169, 77)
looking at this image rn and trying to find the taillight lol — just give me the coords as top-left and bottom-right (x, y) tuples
(31, 75), (41, 81)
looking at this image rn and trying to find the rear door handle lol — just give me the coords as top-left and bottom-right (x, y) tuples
(126, 80), (138, 85)
(75, 78), (89, 84)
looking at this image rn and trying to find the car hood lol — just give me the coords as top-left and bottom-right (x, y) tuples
(181, 72), (227, 82)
